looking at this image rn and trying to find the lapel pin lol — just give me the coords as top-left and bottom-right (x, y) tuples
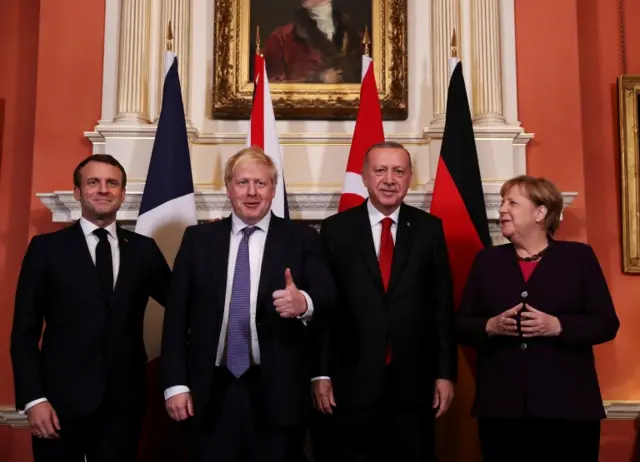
(407, 222), (411, 227)
(123, 238), (128, 243)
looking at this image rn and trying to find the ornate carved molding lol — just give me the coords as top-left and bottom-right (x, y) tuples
(604, 401), (640, 420)
(84, 123), (200, 145)
(423, 123), (532, 141)
(194, 131), (425, 145)
(0, 408), (28, 429)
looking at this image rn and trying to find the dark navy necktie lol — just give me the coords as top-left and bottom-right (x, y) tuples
(227, 226), (257, 378)
(93, 228), (113, 300)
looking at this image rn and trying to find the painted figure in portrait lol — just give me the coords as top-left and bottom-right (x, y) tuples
(214, 0), (406, 120)
(251, 0), (371, 84)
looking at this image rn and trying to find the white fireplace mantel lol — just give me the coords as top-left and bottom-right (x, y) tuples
(37, 187), (577, 243)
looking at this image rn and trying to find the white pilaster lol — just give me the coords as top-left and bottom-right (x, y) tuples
(471, 0), (505, 124)
(115, 0), (152, 123)
(158, 0), (192, 122)
(430, 0), (461, 126)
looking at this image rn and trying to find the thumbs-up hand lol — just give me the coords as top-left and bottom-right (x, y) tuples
(272, 268), (307, 318)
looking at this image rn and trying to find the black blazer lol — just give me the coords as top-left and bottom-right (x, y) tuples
(315, 201), (457, 409)
(455, 240), (619, 420)
(10, 221), (171, 420)
(160, 214), (335, 427)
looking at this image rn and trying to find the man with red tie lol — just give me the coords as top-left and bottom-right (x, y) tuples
(311, 141), (457, 461)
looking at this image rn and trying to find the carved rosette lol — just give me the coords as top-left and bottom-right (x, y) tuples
(430, 0), (460, 125)
(116, 0), (152, 123)
(471, 0), (505, 124)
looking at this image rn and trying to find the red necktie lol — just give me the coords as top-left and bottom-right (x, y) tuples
(379, 217), (394, 364)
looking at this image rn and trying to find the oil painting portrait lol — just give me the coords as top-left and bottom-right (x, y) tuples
(212, 0), (408, 120)
(254, 0), (370, 84)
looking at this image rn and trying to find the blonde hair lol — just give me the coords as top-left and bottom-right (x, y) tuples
(224, 146), (278, 186)
(500, 175), (564, 235)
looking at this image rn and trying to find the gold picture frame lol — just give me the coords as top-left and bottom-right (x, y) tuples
(212, 0), (408, 120)
(618, 75), (640, 273)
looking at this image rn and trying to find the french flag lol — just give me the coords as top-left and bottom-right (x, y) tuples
(338, 54), (385, 212)
(247, 54), (289, 219)
(135, 50), (197, 461)
(135, 52), (197, 250)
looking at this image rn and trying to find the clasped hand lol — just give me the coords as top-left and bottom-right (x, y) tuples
(486, 303), (562, 337)
(272, 268), (307, 318)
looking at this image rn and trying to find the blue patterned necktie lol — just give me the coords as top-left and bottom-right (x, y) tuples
(227, 226), (257, 378)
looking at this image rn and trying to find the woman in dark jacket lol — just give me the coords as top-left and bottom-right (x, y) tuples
(455, 175), (619, 462)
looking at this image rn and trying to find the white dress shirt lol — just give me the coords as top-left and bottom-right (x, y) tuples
(23, 218), (120, 412)
(164, 213), (315, 400)
(311, 201), (400, 382)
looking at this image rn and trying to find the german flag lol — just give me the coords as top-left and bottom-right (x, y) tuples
(430, 56), (492, 462)
(430, 58), (492, 365)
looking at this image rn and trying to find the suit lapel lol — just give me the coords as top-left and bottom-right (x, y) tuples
(68, 221), (106, 303)
(355, 202), (385, 294)
(213, 218), (232, 317)
(257, 214), (288, 312)
(388, 204), (414, 292)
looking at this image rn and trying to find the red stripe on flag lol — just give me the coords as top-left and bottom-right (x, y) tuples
(250, 55), (265, 149)
(338, 193), (368, 212)
(431, 158), (485, 307)
(338, 58), (385, 212)
(430, 157), (481, 373)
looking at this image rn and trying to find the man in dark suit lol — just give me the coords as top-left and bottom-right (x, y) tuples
(10, 154), (171, 462)
(160, 146), (335, 462)
(311, 141), (457, 461)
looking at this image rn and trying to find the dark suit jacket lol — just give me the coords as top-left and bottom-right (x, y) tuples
(315, 201), (457, 409)
(160, 214), (335, 427)
(10, 221), (171, 420)
(455, 240), (619, 420)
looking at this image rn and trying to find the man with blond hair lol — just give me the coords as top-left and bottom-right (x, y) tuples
(160, 146), (335, 461)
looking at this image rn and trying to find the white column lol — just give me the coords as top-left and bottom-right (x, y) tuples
(159, 0), (192, 121)
(430, 0), (460, 125)
(115, 0), (152, 123)
(471, 0), (505, 124)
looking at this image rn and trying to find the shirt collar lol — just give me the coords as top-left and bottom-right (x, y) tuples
(366, 200), (400, 228)
(79, 217), (118, 240)
(231, 211), (271, 235)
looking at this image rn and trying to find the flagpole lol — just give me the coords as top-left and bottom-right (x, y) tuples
(163, 20), (175, 77)
(362, 26), (370, 57)
(256, 25), (261, 56)
(166, 20), (173, 52)
(448, 29), (458, 79)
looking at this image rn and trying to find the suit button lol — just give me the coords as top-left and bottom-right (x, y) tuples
(520, 342), (527, 350)
(521, 291), (528, 299)
(257, 322), (262, 327)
